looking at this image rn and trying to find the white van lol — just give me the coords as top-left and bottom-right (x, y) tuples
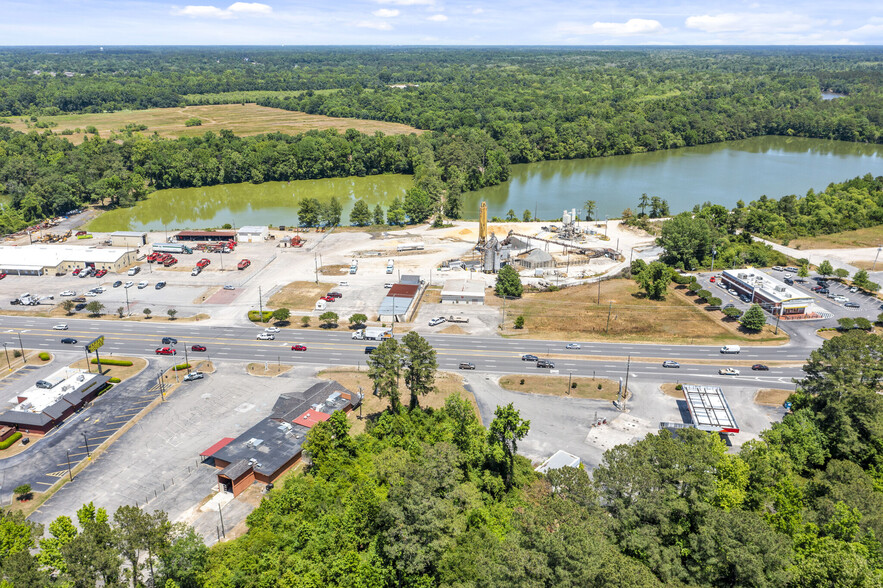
(315, 299), (327, 311)
(720, 345), (741, 354)
(338, 281), (349, 287)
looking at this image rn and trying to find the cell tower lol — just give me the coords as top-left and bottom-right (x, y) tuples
(478, 201), (488, 246)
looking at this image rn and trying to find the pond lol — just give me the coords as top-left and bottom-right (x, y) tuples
(88, 136), (883, 231)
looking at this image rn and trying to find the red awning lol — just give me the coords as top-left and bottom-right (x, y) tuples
(200, 437), (235, 457)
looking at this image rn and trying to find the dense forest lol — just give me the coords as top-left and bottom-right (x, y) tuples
(3, 331), (883, 586)
(2, 47), (883, 234)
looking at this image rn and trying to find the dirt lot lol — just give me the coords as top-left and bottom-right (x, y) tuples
(246, 363), (293, 377)
(755, 388), (793, 406)
(317, 367), (478, 435)
(7, 104), (421, 145)
(499, 375), (623, 401)
(491, 279), (789, 345)
(267, 281), (336, 311)
(784, 226), (883, 250)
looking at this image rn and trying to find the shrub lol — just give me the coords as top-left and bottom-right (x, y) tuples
(38, 352), (50, 361)
(91, 358), (134, 366)
(13, 350), (21, 358)
(571, 382), (577, 389)
(597, 383), (603, 390)
(0, 432), (22, 450)
(514, 315), (525, 329)
(697, 289), (712, 301)
(519, 379), (525, 385)
(184, 117), (203, 127)
(301, 316), (311, 327)
(14, 483), (31, 500)
(248, 310), (273, 322)
(108, 377), (121, 383)
(173, 363), (191, 371)
(675, 384), (683, 390)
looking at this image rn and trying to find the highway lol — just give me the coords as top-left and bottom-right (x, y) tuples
(0, 315), (811, 387)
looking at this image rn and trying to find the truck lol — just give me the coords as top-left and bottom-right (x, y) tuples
(151, 243), (193, 254)
(352, 327), (392, 341)
(386, 259), (394, 274)
(349, 260), (358, 275)
(447, 315), (469, 323)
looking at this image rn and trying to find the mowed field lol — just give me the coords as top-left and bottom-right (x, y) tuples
(4, 103), (422, 144)
(784, 226), (883, 249)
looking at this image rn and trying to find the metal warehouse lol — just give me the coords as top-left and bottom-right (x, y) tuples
(110, 231), (147, 248)
(440, 279), (486, 304)
(0, 245), (138, 276)
(236, 226), (269, 243)
(174, 230), (237, 242)
(721, 268), (813, 315)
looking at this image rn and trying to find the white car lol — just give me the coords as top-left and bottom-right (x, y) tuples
(183, 371), (205, 382)
(223, 285), (235, 290)
(256, 333), (275, 340)
(834, 296), (848, 303)
(849, 286), (859, 293)
(52, 324), (68, 330)
(60, 290), (76, 297)
(565, 343), (581, 350)
(85, 291), (98, 297)
(124, 281), (134, 288)
(384, 283), (393, 289)
(428, 317), (446, 326)
(92, 286), (106, 293)
(719, 367), (740, 376)
(264, 327), (281, 333)
(137, 281), (148, 289)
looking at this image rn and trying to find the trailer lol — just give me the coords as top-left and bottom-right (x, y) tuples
(152, 243), (193, 255)
(447, 315), (469, 323)
(351, 327), (392, 341)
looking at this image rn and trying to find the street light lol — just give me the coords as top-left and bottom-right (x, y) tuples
(2, 343), (9, 371)
(16, 332), (25, 364)
(874, 246), (882, 271)
(82, 433), (91, 459)
(711, 249), (717, 272)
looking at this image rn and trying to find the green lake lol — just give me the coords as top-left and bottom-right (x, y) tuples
(89, 136), (883, 231)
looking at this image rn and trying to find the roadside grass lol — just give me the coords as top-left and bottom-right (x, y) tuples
(48, 305), (209, 322)
(246, 363), (293, 377)
(267, 280), (336, 311)
(492, 279), (789, 345)
(783, 226), (883, 250)
(9, 103), (422, 145)
(660, 383), (686, 398)
(755, 388), (793, 406)
(317, 367), (479, 435)
(498, 374), (622, 401)
(817, 327), (882, 340)
(69, 356), (148, 381)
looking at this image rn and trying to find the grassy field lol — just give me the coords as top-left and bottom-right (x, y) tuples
(755, 388), (793, 406)
(268, 280), (336, 311)
(246, 362), (293, 377)
(5, 103), (421, 145)
(499, 375), (623, 401)
(494, 279), (789, 345)
(318, 367), (478, 435)
(70, 356), (148, 381)
(785, 226), (883, 249)
(182, 89), (345, 104)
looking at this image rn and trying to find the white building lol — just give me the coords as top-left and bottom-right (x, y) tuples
(721, 268), (813, 316)
(440, 279), (486, 304)
(110, 231), (147, 248)
(535, 450), (582, 473)
(236, 226), (269, 243)
(0, 245), (138, 276)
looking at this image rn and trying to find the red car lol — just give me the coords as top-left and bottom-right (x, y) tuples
(321, 296), (335, 302)
(155, 347), (176, 355)
(191, 345), (207, 352)
(0, 273), (6, 280)
(197, 258), (211, 268)
(95, 269), (107, 277)
(72, 268), (81, 275)
(291, 344), (307, 351)
(709, 277), (715, 283)
(164, 258), (178, 267)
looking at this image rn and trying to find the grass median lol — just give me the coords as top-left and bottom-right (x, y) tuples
(499, 374), (624, 401)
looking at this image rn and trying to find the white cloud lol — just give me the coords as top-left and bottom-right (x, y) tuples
(685, 12), (812, 34)
(472, 8), (484, 14)
(357, 20), (393, 30)
(428, 14), (448, 22)
(560, 18), (663, 36)
(172, 1), (271, 18)
(372, 8), (400, 17)
(374, 0), (433, 4)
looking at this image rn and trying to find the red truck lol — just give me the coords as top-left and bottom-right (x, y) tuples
(237, 259), (251, 270)
(163, 257), (178, 267)
(196, 258), (211, 268)
(147, 252), (159, 263)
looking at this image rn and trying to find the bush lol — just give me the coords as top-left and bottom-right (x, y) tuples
(697, 289), (712, 301)
(38, 352), (50, 361)
(519, 379), (525, 385)
(248, 310), (273, 322)
(184, 117), (203, 127)
(571, 382), (577, 389)
(514, 315), (525, 329)
(13, 350), (21, 358)
(301, 316), (311, 327)
(173, 363), (191, 371)
(108, 377), (121, 383)
(706, 297), (722, 307)
(675, 384), (683, 390)
(90, 358), (133, 366)
(0, 432), (22, 450)
(597, 383), (603, 390)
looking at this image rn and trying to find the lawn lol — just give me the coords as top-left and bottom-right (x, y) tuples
(784, 226), (883, 249)
(7, 103), (422, 145)
(317, 367), (479, 435)
(499, 374), (623, 401)
(493, 278), (789, 345)
(754, 388), (793, 406)
(70, 356), (148, 381)
(268, 280), (337, 311)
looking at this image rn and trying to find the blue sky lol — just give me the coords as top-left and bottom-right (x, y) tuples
(2, 0), (882, 45)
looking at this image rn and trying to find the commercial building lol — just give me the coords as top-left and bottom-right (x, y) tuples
(0, 245), (138, 276)
(378, 282), (420, 322)
(174, 230), (237, 243)
(201, 381), (357, 496)
(0, 368), (110, 435)
(110, 231), (147, 248)
(677, 384), (740, 434)
(721, 268), (813, 315)
(440, 279), (486, 304)
(236, 226), (269, 243)
(535, 450), (582, 474)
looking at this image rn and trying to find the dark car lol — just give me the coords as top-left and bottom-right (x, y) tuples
(662, 360), (680, 368)
(191, 345), (206, 352)
(819, 288), (829, 295)
(291, 344), (307, 351)
(537, 359), (555, 368)
(327, 292), (342, 298)
(161, 337), (178, 345)
(364, 346), (377, 354)
(722, 303), (735, 310)
(72, 297), (86, 302)
(155, 281), (166, 290)
(521, 354), (539, 361)
(458, 362), (476, 370)
(74, 303), (87, 311)
(113, 280), (122, 288)
(61, 337), (77, 344)
(845, 302), (861, 309)
(752, 364), (770, 371)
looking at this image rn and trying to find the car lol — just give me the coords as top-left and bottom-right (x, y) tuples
(739, 295), (751, 303)
(256, 333), (275, 340)
(784, 277), (794, 285)
(155, 347), (176, 355)
(771, 266), (783, 271)
(384, 283), (393, 289)
(60, 290), (76, 297)
(320, 296), (335, 302)
(849, 286), (859, 293)
(722, 303), (735, 310)
(0, 273), (6, 279)
(819, 288), (829, 295)
(565, 343), (581, 350)
(223, 285), (235, 290)
(537, 359), (555, 368)
(124, 281), (134, 288)
(191, 344), (207, 352)
(291, 344), (307, 351)
(85, 291), (98, 297)
(811, 286), (823, 292)
(78, 271), (89, 278)
(72, 268), (81, 275)
(327, 292), (342, 298)
(264, 327), (281, 333)
(428, 317), (446, 327)
(845, 302), (861, 309)
(752, 364), (770, 371)
(95, 269), (107, 277)
(113, 280), (122, 288)
(364, 346), (377, 354)
(155, 281), (166, 290)
(52, 324), (68, 330)
(74, 303), (87, 311)
(137, 281), (148, 289)
(728, 289), (738, 296)
(662, 360), (680, 368)
(459, 362), (476, 370)
(183, 372), (204, 382)
(709, 276), (715, 282)
(719, 367), (740, 376)
(522, 354), (539, 361)
(72, 296), (86, 302)
(92, 286), (106, 293)
(60, 337), (77, 344)
(191, 267), (202, 276)
(161, 337), (178, 345)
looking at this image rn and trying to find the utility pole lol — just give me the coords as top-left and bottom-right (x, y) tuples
(606, 301), (613, 334)
(2, 343), (9, 371)
(83, 433), (91, 459)
(17, 332), (25, 364)
(874, 246), (882, 271)
(218, 505), (226, 537)
(258, 286), (264, 323)
(774, 310), (782, 335)
(66, 450), (73, 481)
(711, 249), (717, 272)
(567, 371), (572, 395)
(622, 355), (632, 410)
(183, 343), (190, 374)
(159, 371), (165, 401)
(124, 285), (130, 316)
(597, 277), (601, 304)
(314, 253), (319, 284)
